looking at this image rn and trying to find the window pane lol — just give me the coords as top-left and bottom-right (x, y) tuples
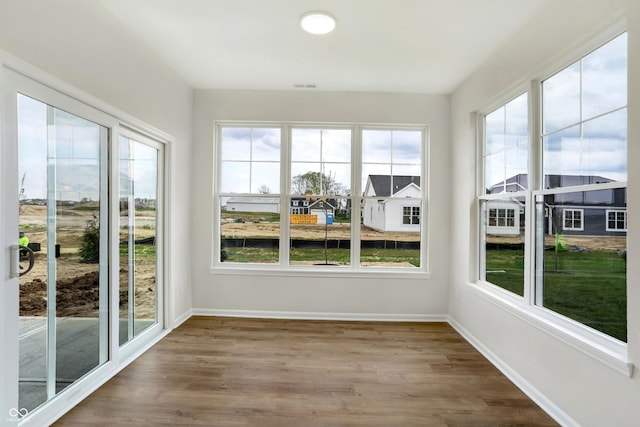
(220, 197), (280, 264)
(362, 130), (391, 163)
(583, 33), (627, 120)
(321, 129), (351, 163)
(485, 107), (505, 155)
(542, 125), (581, 183)
(582, 109), (627, 183)
(289, 198), (350, 266)
(392, 131), (421, 163)
(481, 198), (526, 296)
(291, 128), (321, 162)
(485, 93), (528, 193)
(361, 198), (420, 268)
(220, 127), (281, 195)
(542, 62), (581, 134)
(291, 128), (351, 196)
(221, 128), (251, 160)
(252, 128), (281, 161)
(221, 161), (250, 193)
(535, 191), (626, 342)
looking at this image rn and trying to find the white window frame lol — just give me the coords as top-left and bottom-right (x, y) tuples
(475, 27), (631, 376)
(562, 208), (584, 231)
(606, 209), (627, 231)
(212, 122), (429, 277)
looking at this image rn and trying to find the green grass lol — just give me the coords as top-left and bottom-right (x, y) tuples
(485, 247), (627, 342)
(223, 246), (419, 267)
(119, 244), (156, 258)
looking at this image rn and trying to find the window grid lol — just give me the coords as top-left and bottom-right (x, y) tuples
(479, 32), (628, 344)
(216, 123), (427, 271)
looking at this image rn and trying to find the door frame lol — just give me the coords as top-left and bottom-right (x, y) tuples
(1, 55), (171, 426)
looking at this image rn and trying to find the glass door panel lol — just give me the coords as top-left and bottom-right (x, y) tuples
(17, 94), (108, 412)
(119, 135), (160, 346)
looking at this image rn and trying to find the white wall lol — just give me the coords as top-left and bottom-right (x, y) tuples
(0, 0), (194, 325)
(449, 1), (640, 425)
(192, 90), (450, 317)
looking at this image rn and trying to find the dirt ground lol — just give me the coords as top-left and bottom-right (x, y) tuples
(222, 221), (421, 241)
(19, 205), (156, 319)
(486, 233), (627, 251)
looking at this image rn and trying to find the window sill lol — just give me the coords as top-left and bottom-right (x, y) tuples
(210, 265), (431, 280)
(470, 281), (634, 378)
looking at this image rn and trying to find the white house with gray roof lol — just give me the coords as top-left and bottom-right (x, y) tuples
(362, 175), (421, 232)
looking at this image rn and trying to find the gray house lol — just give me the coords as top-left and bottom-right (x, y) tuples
(489, 174), (627, 236)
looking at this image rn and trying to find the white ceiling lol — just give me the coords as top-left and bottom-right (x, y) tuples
(97, 0), (550, 94)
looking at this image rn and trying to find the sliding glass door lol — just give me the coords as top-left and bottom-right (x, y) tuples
(119, 132), (164, 347)
(16, 93), (109, 412)
(1, 69), (166, 423)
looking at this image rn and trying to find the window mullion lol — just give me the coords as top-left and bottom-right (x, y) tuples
(281, 125), (290, 267)
(352, 126), (362, 268)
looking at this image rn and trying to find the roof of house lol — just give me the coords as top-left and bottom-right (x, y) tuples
(489, 174), (615, 193)
(367, 175), (420, 197)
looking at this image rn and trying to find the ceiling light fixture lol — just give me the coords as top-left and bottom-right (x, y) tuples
(300, 11), (336, 35)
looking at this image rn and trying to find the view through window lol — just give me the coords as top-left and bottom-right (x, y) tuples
(217, 125), (426, 270)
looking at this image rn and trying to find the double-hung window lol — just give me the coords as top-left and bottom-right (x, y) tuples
(478, 32), (628, 344)
(215, 124), (427, 271)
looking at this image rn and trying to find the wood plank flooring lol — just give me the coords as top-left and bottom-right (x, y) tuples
(54, 317), (558, 426)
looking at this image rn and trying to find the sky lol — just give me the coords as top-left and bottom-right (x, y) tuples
(18, 94), (158, 202)
(220, 127), (423, 196)
(485, 32), (628, 191)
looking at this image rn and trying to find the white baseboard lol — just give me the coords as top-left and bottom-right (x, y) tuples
(192, 308), (447, 323)
(172, 308), (193, 328)
(447, 316), (577, 427)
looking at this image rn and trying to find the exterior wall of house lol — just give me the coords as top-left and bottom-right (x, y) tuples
(384, 199), (421, 232)
(486, 200), (521, 236)
(227, 202), (279, 213)
(362, 198), (386, 231)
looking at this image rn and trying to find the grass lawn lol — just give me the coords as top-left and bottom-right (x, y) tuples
(486, 247), (627, 342)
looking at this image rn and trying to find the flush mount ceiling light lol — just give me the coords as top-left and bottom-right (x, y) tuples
(300, 11), (336, 35)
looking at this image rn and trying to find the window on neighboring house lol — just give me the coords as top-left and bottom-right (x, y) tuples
(403, 206), (420, 224)
(216, 124), (427, 270)
(562, 209), (583, 231)
(607, 210), (627, 231)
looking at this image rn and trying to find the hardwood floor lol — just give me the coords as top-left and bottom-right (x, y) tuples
(55, 317), (558, 426)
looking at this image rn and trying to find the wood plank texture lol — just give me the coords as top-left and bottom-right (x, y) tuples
(54, 317), (558, 426)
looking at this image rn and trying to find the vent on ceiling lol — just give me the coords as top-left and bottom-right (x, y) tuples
(294, 83), (317, 89)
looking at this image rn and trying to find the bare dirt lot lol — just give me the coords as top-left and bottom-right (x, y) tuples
(19, 205), (156, 318)
(222, 221), (420, 241)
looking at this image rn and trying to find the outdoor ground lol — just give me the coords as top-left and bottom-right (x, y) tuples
(19, 204), (156, 319)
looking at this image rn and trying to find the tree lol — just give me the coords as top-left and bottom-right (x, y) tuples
(291, 171), (348, 196)
(79, 215), (100, 263)
(257, 185), (271, 194)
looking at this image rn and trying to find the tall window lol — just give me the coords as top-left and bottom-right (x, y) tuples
(216, 124), (426, 270)
(479, 32), (628, 343)
(218, 127), (282, 264)
(479, 93), (528, 296)
(536, 33), (627, 342)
